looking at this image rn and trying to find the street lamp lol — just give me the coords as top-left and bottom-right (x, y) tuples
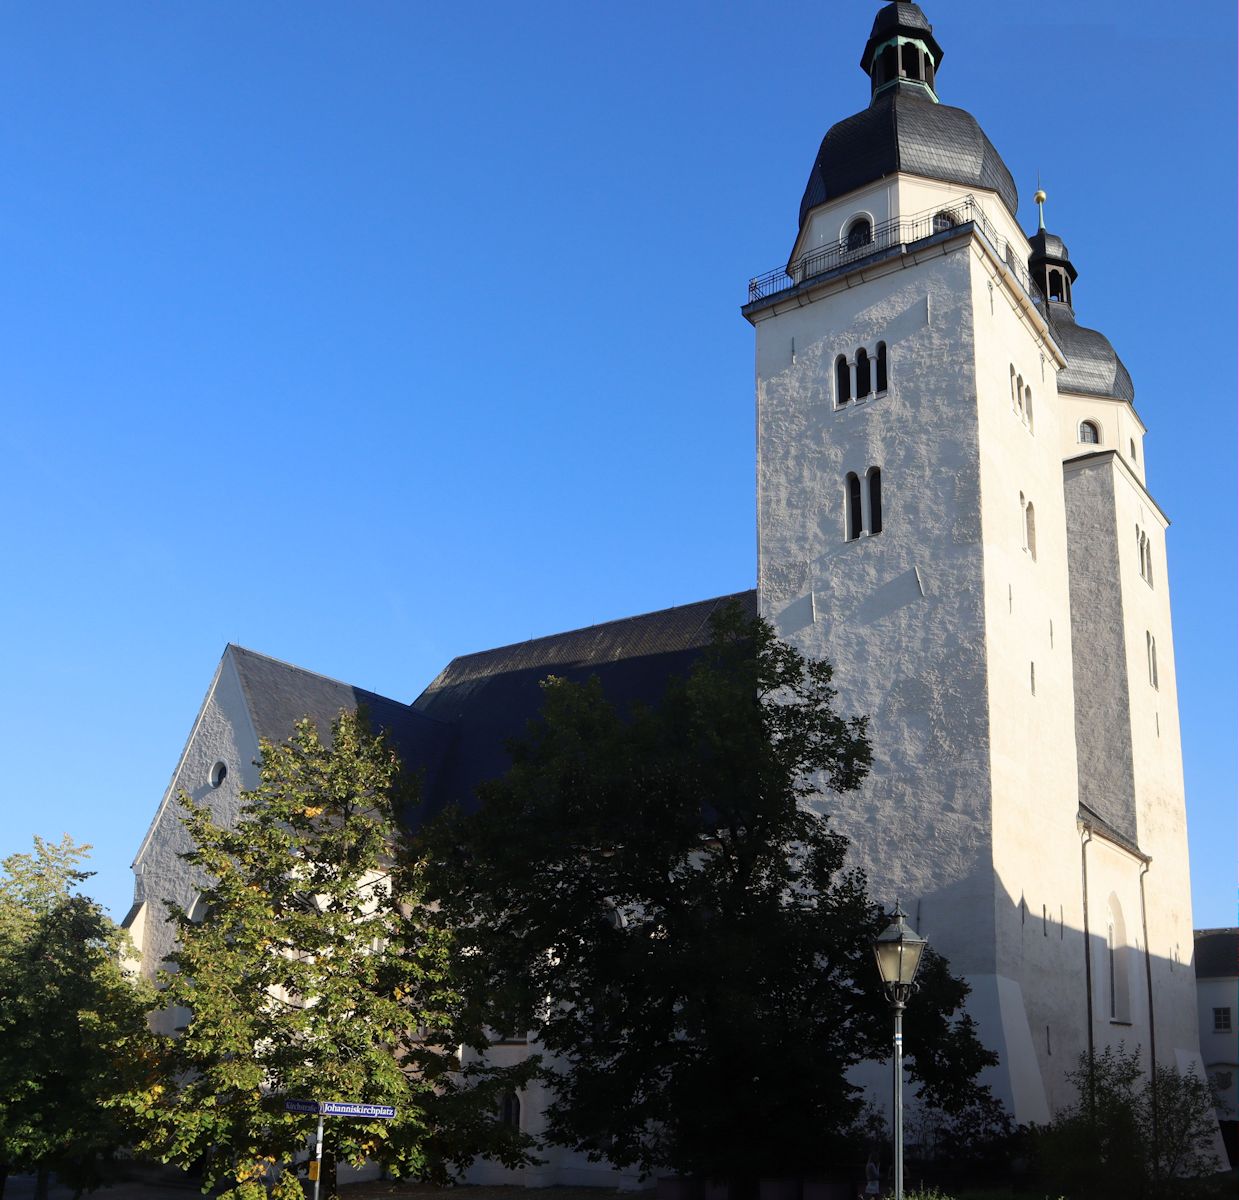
(872, 902), (928, 1200)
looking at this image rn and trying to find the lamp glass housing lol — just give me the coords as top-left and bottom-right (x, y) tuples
(873, 911), (927, 989)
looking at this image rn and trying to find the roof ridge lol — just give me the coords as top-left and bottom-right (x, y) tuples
(226, 643), (407, 707)
(439, 590), (755, 668)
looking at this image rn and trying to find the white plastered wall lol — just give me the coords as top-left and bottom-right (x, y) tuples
(129, 649), (261, 995)
(967, 240), (1083, 1120)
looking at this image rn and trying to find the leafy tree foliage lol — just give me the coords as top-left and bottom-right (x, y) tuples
(0, 836), (156, 1199)
(426, 605), (1000, 1179)
(123, 711), (535, 1200)
(1034, 1044), (1222, 1199)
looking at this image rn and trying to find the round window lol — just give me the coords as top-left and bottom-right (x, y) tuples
(209, 761), (228, 788)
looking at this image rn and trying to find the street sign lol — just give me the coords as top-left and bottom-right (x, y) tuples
(284, 1099), (320, 1115)
(321, 1101), (396, 1119)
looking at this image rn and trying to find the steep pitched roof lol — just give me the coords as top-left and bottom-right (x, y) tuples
(412, 591), (758, 815)
(226, 645), (449, 790)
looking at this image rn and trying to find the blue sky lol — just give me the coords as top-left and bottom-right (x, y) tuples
(0, 1), (1233, 930)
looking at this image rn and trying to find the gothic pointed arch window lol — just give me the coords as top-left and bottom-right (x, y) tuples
(876, 341), (888, 392)
(855, 347), (871, 398)
(835, 354), (851, 405)
(867, 467), (882, 534)
(1079, 420), (1100, 444)
(1021, 493), (1036, 560)
(1106, 895), (1132, 1023)
(845, 472), (862, 541)
(1024, 385), (1034, 432)
(846, 217), (872, 252)
(1146, 631), (1158, 689)
(499, 1092), (521, 1129)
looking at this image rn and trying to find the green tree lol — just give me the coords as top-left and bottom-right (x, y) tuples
(1034, 1044), (1221, 1199)
(425, 605), (1001, 1180)
(124, 711), (535, 1200)
(0, 836), (157, 1200)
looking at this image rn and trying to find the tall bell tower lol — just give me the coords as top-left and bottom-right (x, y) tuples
(745, 1), (1204, 1123)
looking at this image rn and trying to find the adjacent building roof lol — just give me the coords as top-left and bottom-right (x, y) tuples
(1195, 928), (1239, 980)
(227, 645), (450, 791)
(413, 591), (758, 817)
(223, 591), (759, 826)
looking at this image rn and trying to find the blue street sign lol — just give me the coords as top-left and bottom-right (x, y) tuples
(321, 1101), (396, 1120)
(284, 1099), (320, 1115)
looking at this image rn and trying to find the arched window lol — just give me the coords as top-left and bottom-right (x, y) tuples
(835, 354), (851, 405)
(876, 341), (888, 392)
(1015, 375), (1025, 419)
(1048, 269), (1065, 302)
(1022, 495), (1036, 560)
(1146, 631), (1158, 689)
(499, 1092), (521, 1129)
(878, 43), (898, 87)
(900, 42), (922, 81)
(1106, 896), (1132, 1023)
(867, 467), (883, 534)
(1010, 365), (1017, 411)
(846, 218), (872, 252)
(1079, 420), (1100, 444)
(1024, 386), (1034, 432)
(855, 347), (871, 398)
(846, 473), (862, 541)
(932, 210), (956, 234)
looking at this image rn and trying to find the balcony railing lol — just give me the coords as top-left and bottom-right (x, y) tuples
(746, 195), (1038, 306)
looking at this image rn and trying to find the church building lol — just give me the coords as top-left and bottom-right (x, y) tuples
(126, 2), (1208, 1182)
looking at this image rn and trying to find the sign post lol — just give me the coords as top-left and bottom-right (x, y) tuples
(284, 1097), (397, 1200)
(312, 1111), (325, 1200)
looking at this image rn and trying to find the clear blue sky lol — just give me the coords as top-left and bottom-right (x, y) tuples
(1, 2), (1233, 930)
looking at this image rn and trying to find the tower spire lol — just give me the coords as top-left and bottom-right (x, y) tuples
(1034, 179), (1047, 230)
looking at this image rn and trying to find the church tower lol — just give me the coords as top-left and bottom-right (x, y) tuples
(746, 1), (1202, 1121)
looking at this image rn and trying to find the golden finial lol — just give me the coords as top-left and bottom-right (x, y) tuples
(1033, 180), (1047, 230)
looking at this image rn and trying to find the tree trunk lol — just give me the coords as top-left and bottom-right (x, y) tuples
(33, 1167), (49, 1200)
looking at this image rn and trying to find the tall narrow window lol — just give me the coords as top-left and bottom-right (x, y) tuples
(1023, 498), (1037, 560)
(1079, 420), (1100, 444)
(1107, 897), (1131, 1023)
(1130, 438), (1138, 462)
(867, 467), (883, 534)
(835, 355), (851, 405)
(1147, 632), (1158, 689)
(855, 347), (871, 398)
(876, 341), (888, 392)
(499, 1092), (521, 1129)
(1010, 365), (1018, 411)
(1015, 375), (1025, 420)
(846, 473), (862, 541)
(1024, 386), (1034, 432)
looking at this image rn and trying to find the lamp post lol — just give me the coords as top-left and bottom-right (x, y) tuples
(872, 902), (928, 1200)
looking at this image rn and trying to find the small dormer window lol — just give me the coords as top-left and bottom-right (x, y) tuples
(846, 218), (873, 252)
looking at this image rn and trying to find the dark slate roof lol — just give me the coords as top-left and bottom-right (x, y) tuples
(412, 591), (758, 816)
(227, 645), (449, 790)
(1195, 928), (1239, 980)
(860, 2), (942, 72)
(1047, 302), (1136, 404)
(798, 89), (1018, 229)
(1028, 228), (1074, 273)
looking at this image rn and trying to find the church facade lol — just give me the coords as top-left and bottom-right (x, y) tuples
(126, 1), (1208, 1181)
